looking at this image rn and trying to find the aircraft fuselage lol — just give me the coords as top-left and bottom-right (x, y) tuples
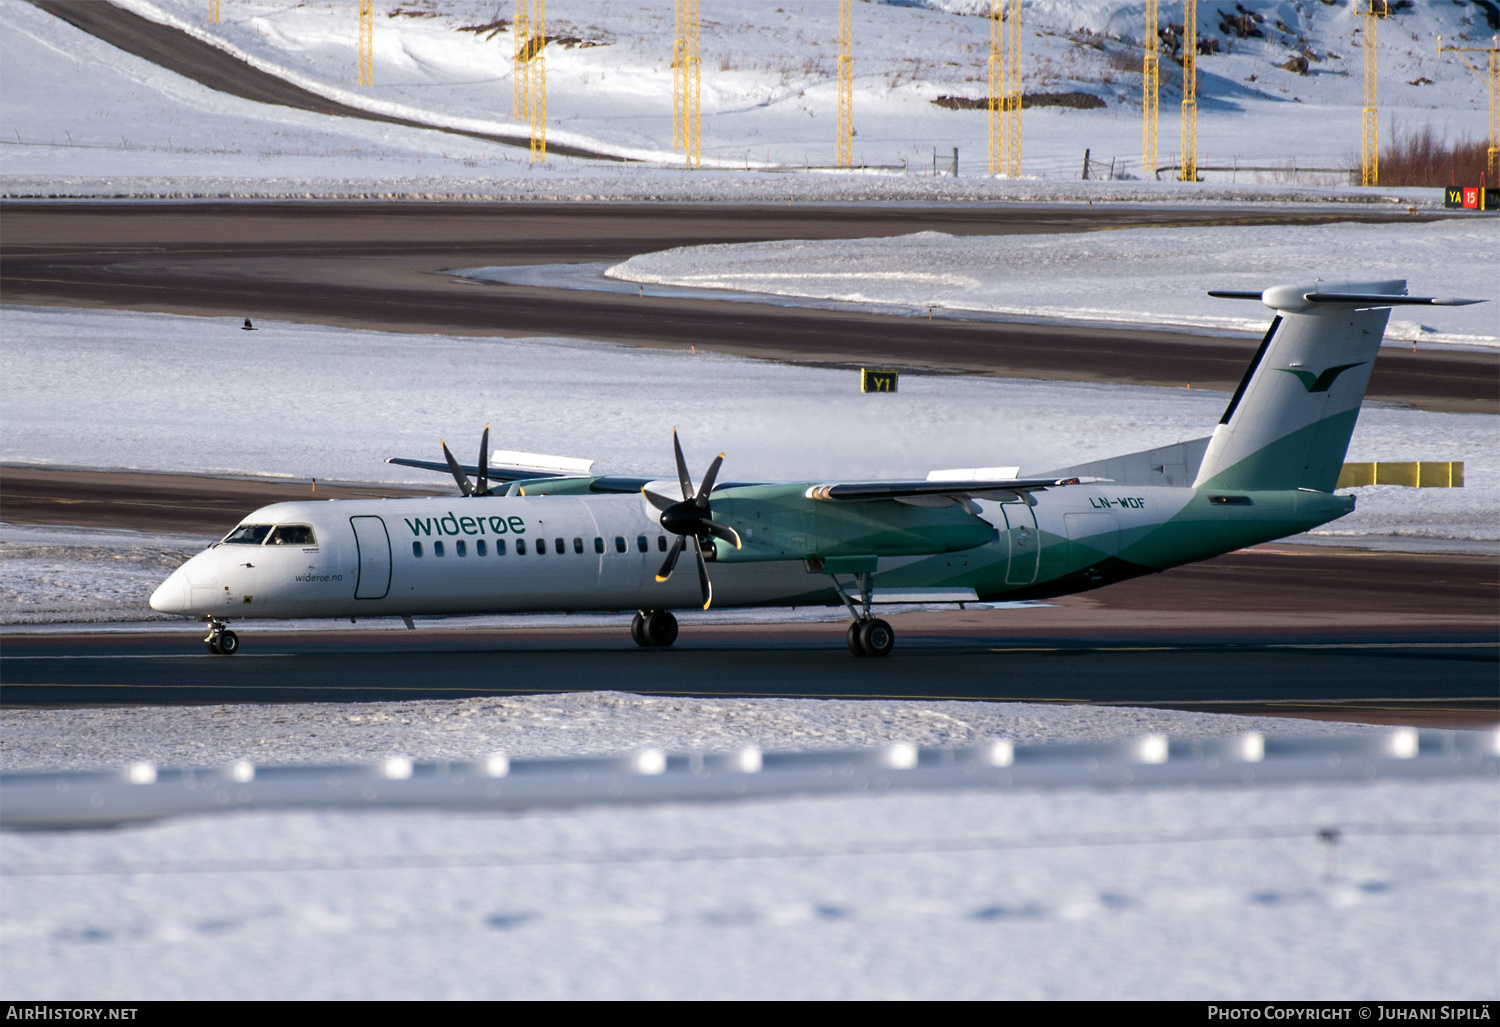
(150, 485), (1353, 621)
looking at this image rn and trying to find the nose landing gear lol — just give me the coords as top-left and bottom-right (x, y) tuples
(204, 618), (239, 655)
(833, 573), (895, 657)
(631, 609), (679, 648)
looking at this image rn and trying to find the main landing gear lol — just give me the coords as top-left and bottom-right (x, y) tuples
(833, 573), (895, 657)
(204, 617), (239, 656)
(631, 609), (679, 648)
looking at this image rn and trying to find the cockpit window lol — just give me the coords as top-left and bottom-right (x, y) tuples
(223, 524), (272, 545)
(267, 524), (317, 546)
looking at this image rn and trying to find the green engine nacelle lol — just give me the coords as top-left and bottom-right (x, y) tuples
(707, 484), (995, 564)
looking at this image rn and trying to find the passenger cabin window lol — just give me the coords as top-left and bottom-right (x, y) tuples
(657, 536), (667, 552)
(477, 539), (487, 557)
(537, 538), (547, 555)
(593, 537), (604, 554)
(615, 537), (626, 553)
(555, 537), (565, 554)
(456, 540), (467, 557)
(412, 541), (423, 557)
(434, 541), (446, 557)
(224, 524), (272, 546)
(637, 535), (648, 553)
(496, 539), (507, 555)
(267, 524), (316, 546)
(516, 539), (527, 555)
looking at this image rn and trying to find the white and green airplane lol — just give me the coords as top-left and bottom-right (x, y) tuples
(151, 280), (1479, 657)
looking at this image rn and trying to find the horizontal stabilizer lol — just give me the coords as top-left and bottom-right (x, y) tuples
(1302, 293), (1483, 306)
(1208, 288), (1485, 308)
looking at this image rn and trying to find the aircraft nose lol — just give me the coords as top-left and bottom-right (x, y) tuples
(149, 566), (190, 614)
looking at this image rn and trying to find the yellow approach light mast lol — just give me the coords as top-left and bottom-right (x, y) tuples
(1142, 0), (1158, 179)
(208, 1), (220, 25)
(1362, 1), (1387, 186)
(1002, 0), (1021, 177)
(529, 0), (546, 160)
(837, 0), (853, 167)
(1179, 0), (1196, 181)
(513, 0), (531, 122)
(987, 0), (1020, 177)
(1438, 34), (1500, 179)
(358, 0), (373, 87)
(674, 0), (701, 167)
(988, 0), (1002, 175)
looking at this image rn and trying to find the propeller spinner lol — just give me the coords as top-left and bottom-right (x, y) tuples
(440, 423), (493, 497)
(643, 429), (742, 609)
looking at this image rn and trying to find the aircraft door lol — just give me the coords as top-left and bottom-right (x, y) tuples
(350, 516), (392, 599)
(1002, 501), (1040, 585)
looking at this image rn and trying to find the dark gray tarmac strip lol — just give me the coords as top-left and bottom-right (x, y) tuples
(25, 0), (619, 160)
(4, 202), (1489, 413)
(2, 630), (1494, 728)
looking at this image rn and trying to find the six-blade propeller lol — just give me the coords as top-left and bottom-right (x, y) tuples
(642, 429), (742, 609)
(440, 424), (493, 497)
(432, 424), (738, 609)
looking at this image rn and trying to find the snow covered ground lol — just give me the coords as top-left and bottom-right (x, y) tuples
(0, 691), (1392, 773)
(603, 219), (1500, 348)
(0, 523), (208, 625)
(2, 0), (1494, 199)
(110, 0), (1500, 172)
(1, 770), (1493, 999)
(2, 305), (1495, 553)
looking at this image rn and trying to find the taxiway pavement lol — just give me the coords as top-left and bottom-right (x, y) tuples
(4, 202), (1490, 412)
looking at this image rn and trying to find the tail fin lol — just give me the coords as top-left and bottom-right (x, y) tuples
(1193, 280), (1403, 493)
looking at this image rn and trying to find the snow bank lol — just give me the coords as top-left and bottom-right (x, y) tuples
(1, 773), (1493, 998)
(0, 690), (1388, 774)
(606, 220), (1500, 348)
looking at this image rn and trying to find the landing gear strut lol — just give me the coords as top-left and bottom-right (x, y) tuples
(832, 573), (895, 657)
(631, 609), (679, 648)
(204, 617), (239, 656)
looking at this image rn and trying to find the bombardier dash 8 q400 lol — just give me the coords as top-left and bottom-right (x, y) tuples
(151, 280), (1479, 657)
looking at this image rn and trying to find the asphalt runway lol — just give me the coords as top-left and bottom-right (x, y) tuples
(4, 202), (1491, 412)
(3, 628), (1494, 728)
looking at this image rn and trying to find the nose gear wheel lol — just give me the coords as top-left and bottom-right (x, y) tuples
(203, 618), (239, 656)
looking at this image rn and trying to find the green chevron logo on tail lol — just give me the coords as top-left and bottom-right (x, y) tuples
(1277, 362), (1365, 393)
